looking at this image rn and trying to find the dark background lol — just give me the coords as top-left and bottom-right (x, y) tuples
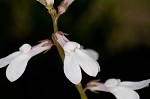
(0, 0), (150, 99)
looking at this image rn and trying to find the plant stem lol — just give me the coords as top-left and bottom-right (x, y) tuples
(49, 7), (88, 99)
(76, 83), (88, 99)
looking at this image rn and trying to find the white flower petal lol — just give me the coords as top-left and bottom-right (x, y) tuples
(0, 51), (21, 68)
(75, 49), (100, 77)
(110, 86), (140, 99)
(19, 44), (31, 53)
(82, 49), (99, 61)
(119, 79), (150, 90)
(104, 78), (121, 88)
(63, 42), (80, 53)
(6, 54), (31, 82)
(64, 52), (82, 84)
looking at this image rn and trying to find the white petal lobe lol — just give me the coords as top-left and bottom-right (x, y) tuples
(64, 52), (82, 84)
(75, 49), (100, 77)
(119, 79), (150, 90)
(83, 49), (99, 61)
(19, 44), (31, 53)
(6, 54), (31, 82)
(111, 86), (140, 99)
(63, 42), (80, 53)
(104, 78), (121, 88)
(0, 52), (21, 68)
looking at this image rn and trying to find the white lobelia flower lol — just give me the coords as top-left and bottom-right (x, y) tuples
(85, 78), (150, 99)
(55, 32), (100, 84)
(0, 39), (53, 82)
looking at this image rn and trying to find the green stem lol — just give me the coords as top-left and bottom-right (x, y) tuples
(52, 16), (58, 33)
(49, 6), (88, 99)
(76, 83), (88, 99)
(52, 33), (64, 60)
(48, 6), (58, 32)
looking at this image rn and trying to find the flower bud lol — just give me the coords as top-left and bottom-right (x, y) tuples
(37, 0), (54, 6)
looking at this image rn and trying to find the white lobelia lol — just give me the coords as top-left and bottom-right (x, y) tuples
(55, 32), (100, 84)
(85, 78), (150, 99)
(0, 39), (53, 82)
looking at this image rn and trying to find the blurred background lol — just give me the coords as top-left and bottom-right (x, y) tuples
(0, 0), (150, 99)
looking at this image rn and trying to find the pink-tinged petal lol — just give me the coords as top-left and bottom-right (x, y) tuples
(64, 52), (82, 84)
(58, 0), (74, 15)
(0, 51), (21, 68)
(28, 40), (53, 56)
(75, 49), (100, 77)
(6, 54), (31, 82)
(110, 86), (140, 99)
(93, 83), (109, 92)
(63, 0), (74, 6)
(82, 49), (99, 61)
(55, 32), (69, 47)
(19, 44), (31, 53)
(92, 83), (108, 92)
(86, 81), (109, 92)
(57, 6), (66, 15)
(119, 79), (150, 90)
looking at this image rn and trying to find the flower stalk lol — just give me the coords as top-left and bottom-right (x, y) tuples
(47, 6), (58, 32)
(76, 83), (88, 99)
(49, 4), (88, 99)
